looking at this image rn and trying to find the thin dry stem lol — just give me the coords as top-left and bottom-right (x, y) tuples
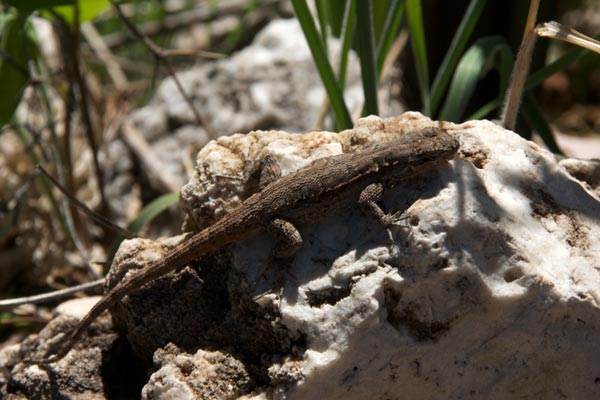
(162, 48), (225, 59)
(80, 21), (128, 89)
(36, 164), (134, 238)
(121, 120), (181, 193)
(536, 21), (600, 55)
(381, 30), (409, 82)
(66, 14), (109, 214)
(501, 0), (540, 130)
(0, 279), (105, 311)
(522, 0), (541, 42)
(110, 0), (215, 136)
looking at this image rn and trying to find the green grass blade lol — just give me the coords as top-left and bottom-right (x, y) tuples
(0, 11), (32, 128)
(376, 0), (404, 74)
(371, 0), (393, 40)
(355, 0), (378, 116)
(13, 117), (73, 244)
(406, 0), (430, 115)
(52, 0), (111, 23)
(315, 0), (330, 55)
(4, 0), (75, 13)
(333, 0), (356, 131)
(525, 47), (590, 91)
(321, 0), (346, 37)
(108, 191), (180, 258)
(431, 0), (488, 114)
(127, 192), (180, 234)
(337, 0), (356, 93)
(466, 97), (502, 120)
(439, 36), (512, 122)
(291, 0), (353, 129)
(521, 92), (561, 154)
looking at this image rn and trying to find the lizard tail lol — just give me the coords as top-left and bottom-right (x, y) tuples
(33, 220), (244, 364)
(33, 275), (141, 364)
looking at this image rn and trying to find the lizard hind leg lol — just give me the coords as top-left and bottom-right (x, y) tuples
(266, 218), (303, 258)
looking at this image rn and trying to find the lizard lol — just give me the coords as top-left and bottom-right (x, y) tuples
(36, 127), (459, 364)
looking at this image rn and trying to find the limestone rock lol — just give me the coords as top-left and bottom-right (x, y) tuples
(263, 115), (600, 399)
(142, 346), (253, 400)
(0, 312), (134, 399)
(4, 113), (600, 399)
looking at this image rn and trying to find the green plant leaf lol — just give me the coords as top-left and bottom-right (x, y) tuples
(4, 0), (75, 13)
(336, 0), (356, 93)
(0, 11), (36, 128)
(431, 0), (488, 115)
(0, 312), (13, 320)
(108, 191), (180, 258)
(525, 41), (597, 91)
(376, 0), (404, 74)
(321, 0), (346, 37)
(355, 0), (378, 116)
(406, 0), (430, 115)
(466, 97), (502, 120)
(127, 192), (180, 234)
(52, 0), (111, 23)
(439, 36), (512, 122)
(291, 0), (352, 129)
(315, 0), (330, 54)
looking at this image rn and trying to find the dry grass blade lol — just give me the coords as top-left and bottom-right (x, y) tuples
(0, 279), (105, 311)
(80, 21), (128, 89)
(36, 164), (134, 238)
(109, 0), (215, 136)
(501, 0), (540, 130)
(536, 21), (600, 55)
(120, 120), (181, 194)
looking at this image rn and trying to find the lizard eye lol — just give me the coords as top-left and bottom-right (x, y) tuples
(371, 157), (388, 168)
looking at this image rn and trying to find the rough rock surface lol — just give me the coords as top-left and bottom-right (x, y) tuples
(0, 313), (144, 399)
(2, 112), (600, 399)
(559, 158), (600, 195)
(142, 346), (253, 400)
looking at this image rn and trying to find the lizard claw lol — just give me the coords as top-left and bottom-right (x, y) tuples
(382, 211), (411, 227)
(382, 212), (412, 241)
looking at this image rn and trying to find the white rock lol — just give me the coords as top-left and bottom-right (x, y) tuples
(231, 114), (600, 399)
(142, 348), (252, 400)
(56, 296), (102, 319)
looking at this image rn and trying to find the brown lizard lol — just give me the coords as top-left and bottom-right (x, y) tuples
(37, 127), (459, 363)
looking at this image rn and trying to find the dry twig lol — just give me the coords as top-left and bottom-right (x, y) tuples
(110, 0), (215, 136)
(0, 279), (105, 311)
(36, 164), (134, 238)
(501, 0), (540, 130)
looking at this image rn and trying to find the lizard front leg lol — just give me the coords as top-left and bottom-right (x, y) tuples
(257, 154), (282, 190)
(258, 155), (303, 258)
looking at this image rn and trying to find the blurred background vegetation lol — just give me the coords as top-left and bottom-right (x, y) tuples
(0, 0), (598, 343)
